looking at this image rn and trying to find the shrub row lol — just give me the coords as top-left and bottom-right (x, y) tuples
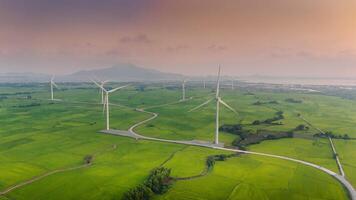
(122, 167), (172, 200)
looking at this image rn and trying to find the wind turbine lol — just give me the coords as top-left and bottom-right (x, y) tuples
(181, 79), (187, 101)
(50, 76), (59, 100)
(189, 65), (237, 145)
(231, 78), (234, 90)
(91, 80), (129, 130)
(203, 78), (206, 89)
(98, 80), (109, 104)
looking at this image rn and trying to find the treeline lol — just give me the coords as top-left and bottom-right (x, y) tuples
(12, 103), (41, 108)
(232, 131), (293, 150)
(122, 167), (172, 200)
(285, 98), (303, 103)
(206, 154), (232, 170)
(0, 91), (33, 96)
(220, 121), (301, 150)
(252, 100), (278, 105)
(252, 111), (284, 125)
(314, 131), (351, 140)
(122, 154), (236, 200)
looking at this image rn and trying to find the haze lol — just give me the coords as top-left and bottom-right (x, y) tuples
(0, 0), (355, 77)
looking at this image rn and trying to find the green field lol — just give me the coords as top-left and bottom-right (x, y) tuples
(248, 138), (339, 172)
(159, 154), (348, 200)
(335, 140), (356, 187)
(1, 83), (355, 199)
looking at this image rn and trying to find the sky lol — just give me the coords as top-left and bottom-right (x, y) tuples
(0, 0), (356, 77)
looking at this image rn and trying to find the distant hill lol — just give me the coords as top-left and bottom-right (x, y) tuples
(0, 64), (183, 83)
(64, 63), (183, 82)
(0, 72), (50, 83)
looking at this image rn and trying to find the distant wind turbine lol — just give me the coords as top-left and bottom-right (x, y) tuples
(181, 79), (186, 101)
(231, 79), (234, 90)
(189, 65), (237, 145)
(98, 80), (109, 104)
(91, 77), (109, 104)
(91, 79), (129, 130)
(50, 76), (59, 100)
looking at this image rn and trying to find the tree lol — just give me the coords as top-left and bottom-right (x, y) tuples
(122, 185), (152, 200)
(252, 120), (260, 125)
(295, 124), (307, 131)
(144, 167), (172, 194)
(343, 134), (350, 139)
(84, 155), (93, 164)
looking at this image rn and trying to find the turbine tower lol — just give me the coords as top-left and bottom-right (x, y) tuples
(189, 65), (237, 145)
(91, 77), (109, 104)
(231, 79), (234, 90)
(99, 80), (109, 104)
(181, 79), (186, 101)
(91, 80), (129, 130)
(50, 76), (59, 100)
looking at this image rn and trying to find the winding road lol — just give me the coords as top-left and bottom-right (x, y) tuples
(103, 106), (356, 200)
(17, 98), (355, 199)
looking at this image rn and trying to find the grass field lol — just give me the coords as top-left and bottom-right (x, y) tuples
(334, 139), (356, 188)
(158, 154), (348, 200)
(1, 83), (355, 199)
(248, 138), (339, 172)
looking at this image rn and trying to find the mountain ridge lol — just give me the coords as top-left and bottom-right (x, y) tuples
(0, 64), (183, 83)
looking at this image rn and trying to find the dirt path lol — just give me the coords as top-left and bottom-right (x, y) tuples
(40, 98), (356, 199)
(159, 146), (188, 167)
(0, 144), (117, 196)
(124, 106), (356, 200)
(299, 115), (345, 177)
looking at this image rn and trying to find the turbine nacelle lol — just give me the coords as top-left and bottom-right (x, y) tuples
(91, 79), (129, 130)
(188, 65), (237, 145)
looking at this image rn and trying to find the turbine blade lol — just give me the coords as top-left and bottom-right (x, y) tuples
(108, 84), (129, 93)
(91, 79), (106, 91)
(52, 82), (59, 89)
(188, 98), (213, 112)
(51, 75), (55, 81)
(219, 99), (237, 114)
(216, 65), (221, 97)
(101, 80), (110, 86)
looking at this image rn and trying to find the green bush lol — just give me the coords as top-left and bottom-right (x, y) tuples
(122, 184), (152, 200)
(144, 167), (172, 194)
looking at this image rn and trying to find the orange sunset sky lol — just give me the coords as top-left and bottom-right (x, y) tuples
(0, 0), (356, 76)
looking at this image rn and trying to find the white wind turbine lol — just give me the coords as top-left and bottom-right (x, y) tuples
(231, 78), (234, 90)
(98, 79), (109, 104)
(189, 65), (237, 145)
(181, 79), (187, 101)
(50, 76), (59, 100)
(91, 80), (129, 130)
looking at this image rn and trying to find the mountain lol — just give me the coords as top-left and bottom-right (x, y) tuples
(64, 63), (183, 82)
(0, 64), (183, 83)
(0, 72), (51, 83)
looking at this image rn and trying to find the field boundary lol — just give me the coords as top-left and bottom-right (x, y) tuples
(0, 144), (117, 196)
(119, 104), (356, 200)
(299, 115), (345, 177)
(39, 98), (356, 199)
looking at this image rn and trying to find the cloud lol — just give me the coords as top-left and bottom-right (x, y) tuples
(296, 51), (316, 59)
(119, 34), (152, 44)
(105, 49), (121, 56)
(165, 45), (190, 52)
(338, 49), (356, 57)
(207, 44), (227, 51)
